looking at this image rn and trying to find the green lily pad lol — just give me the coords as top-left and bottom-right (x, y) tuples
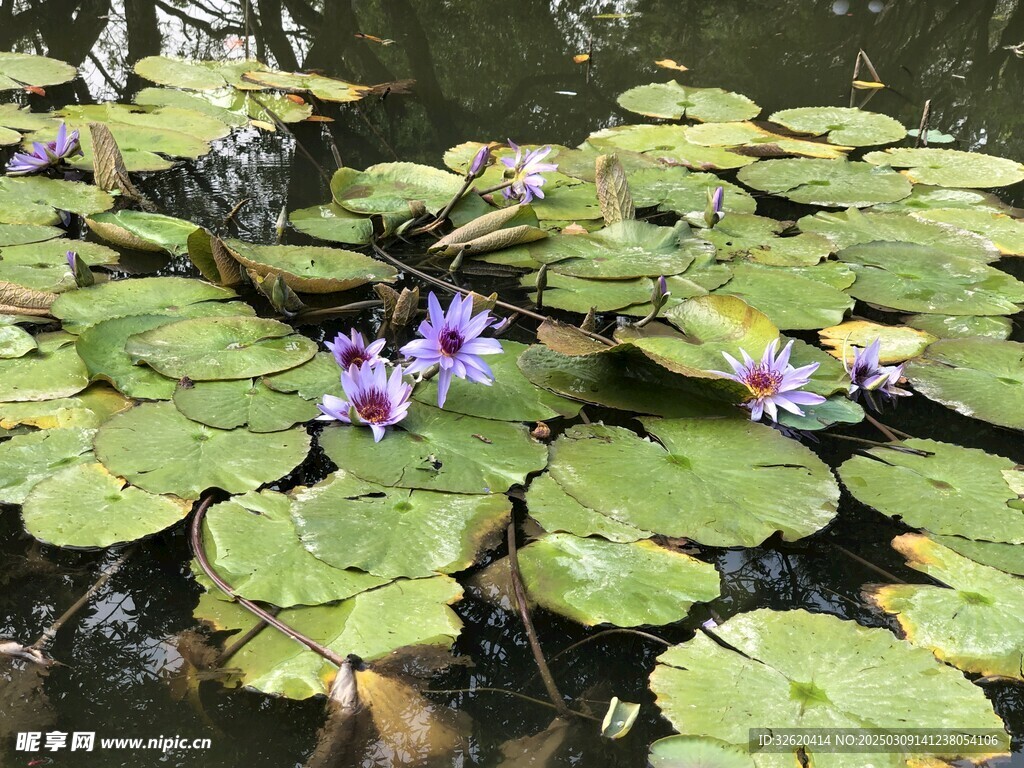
(871, 534), (1024, 680)
(0, 176), (114, 226)
(221, 238), (397, 293)
(134, 86), (312, 126)
(798, 209), (1000, 262)
(517, 343), (736, 418)
(124, 316), (317, 381)
(0, 332), (89, 402)
(819, 320), (935, 363)
(0, 52), (76, 91)
(501, 220), (712, 279)
(683, 121), (851, 159)
(839, 242), (1024, 315)
(775, 394), (865, 432)
(905, 338), (1024, 429)
(0, 427), (95, 505)
(518, 533), (720, 627)
(737, 159), (911, 208)
(202, 490), (387, 607)
(548, 420), (839, 547)
(616, 265), (735, 317)
(240, 69), (368, 102)
(522, 272), (653, 313)
(318, 405), (547, 494)
(648, 736), (754, 768)
(930, 534), (1024, 577)
(869, 185), (1018, 214)
(526, 473), (651, 543)
(912, 208), (1024, 256)
(769, 107), (906, 146)
(628, 167), (758, 217)
(194, 575), (463, 699)
(0, 239), (119, 293)
(838, 437), (1024, 542)
(288, 203), (379, 246)
(649, 609), (1007, 766)
(51, 276), (237, 333)
(332, 163), (465, 216)
(0, 384), (130, 430)
(86, 211), (199, 256)
(412, 341), (581, 421)
(713, 262), (853, 330)
(585, 124), (756, 170)
(0, 104), (58, 147)
(262, 351), (343, 401)
(94, 402), (310, 499)
(0, 223), (63, 246)
(0, 325), (36, 358)
(527, 181), (602, 222)
(863, 147), (1024, 188)
(173, 378), (319, 432)
(699, 213), (833, 266)
(133, 56), (266, 90)
(22, 462), (190, 548)
(617, 81), (761, 122)
(291, 470), (510, 579)
(905, 314), (1012, 340)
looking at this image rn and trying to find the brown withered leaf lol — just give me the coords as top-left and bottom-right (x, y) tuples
(595, 154), (635, 224)
(88, 122), (155, 211)
(0, 281), (56, 316)
(537, 318), (608, 356)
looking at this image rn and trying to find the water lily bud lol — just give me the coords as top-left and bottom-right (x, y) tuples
(652, 275), (670, 310)
(704, 186), (725, 229)
(66, 250), (94, 287)
(467, 145), (493, 181)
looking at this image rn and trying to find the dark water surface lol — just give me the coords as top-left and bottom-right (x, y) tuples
(3, 1), (1024, 766)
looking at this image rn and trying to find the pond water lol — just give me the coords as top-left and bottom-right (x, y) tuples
(3, 1), (1024, 766)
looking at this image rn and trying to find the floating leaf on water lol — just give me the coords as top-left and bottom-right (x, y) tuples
(220, 238), (397, 293)
(616, 265), (735, 317)
(818, 320), (936, 363)
(0, 176), (114, 226)
(0, 239), (118, 293)
(133, 56), (268, 90)
(769, 106), (906, 146)
(616, 81), (761, 122)
(0, 325), (36, 359)
(862, 147), (1024, 188)
(289, 202), (401, 246)
(654, 59), (689, 72)
(0, 52), (77, 91)
(585, 124), (756, 170)
(683, 121), (851, 159)
(839, 242), (1024, 315)
(700, 213), (833, 266)
(548, 419), (839, 547)
(736, 158), (911, 208)
(798, 208), (1000, 262)
(870, 534), (1024, 680)
(291, 470), (510, 578)
(86, 210), (199, 256)
(0, 103), (62, 146)
(518, 532), (720, 627)
(241, 69), (369, 102)
(134, 86), (312, 126)
(194, 575), (463, 699)
(526, 473), (652, 543)
(0, 332), (89, 402)
(912, 208), (1024, 256)
(905, 338), (1024, 430)
(904, 313), (1012, 341)
(649, 609), (1008, 765)
(521, 272), (652, 313)
(22, 462), (190, 548)
(202, 489), (387, 606)
(263, 351), (343, 401)
(930, 534), (1024, 578)
(332, 163), (464, 216)
(0, 223), (63, 247)
(838, 437), (1024, 542)
(124, 316), (317, 381)
(627, 167), (757, 219)
(648, 736), (755, 768)
(775, 393), (865, 432)
(0, 384), (130, 430)
(51, 276), (238, 333)
(173, 378), (319, 432)
(412, 340), (581, 422)
(713, 262), (854, 330)
(94, 401), (311, 499)
(0, 427), (95, 505)
(318, 405), (548, 494)
(869, 184), (1019, 214)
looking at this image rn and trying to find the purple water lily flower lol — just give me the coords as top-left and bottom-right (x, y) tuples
(844, 338), (911, 408)
(317, 361), (412, 442)
(711, 339), (826, 422)
(400, 292), (503, 408)
(501, 140), (558, 203)
(325, 329), (386, 370)
(6, 122), (82, 176)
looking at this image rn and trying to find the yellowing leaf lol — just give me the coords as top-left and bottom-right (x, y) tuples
(573, 54), (590, 64)
(852, 79), (886, 90)
(655, 59), (689, 72)
(249, 119), (275, 132)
